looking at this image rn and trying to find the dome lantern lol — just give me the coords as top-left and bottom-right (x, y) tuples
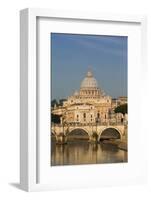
(86, 70), (93, 77)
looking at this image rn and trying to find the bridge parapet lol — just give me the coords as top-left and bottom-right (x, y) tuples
(51, 123), (126, 143)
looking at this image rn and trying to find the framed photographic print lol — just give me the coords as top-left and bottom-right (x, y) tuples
(20, 8), (147, 191)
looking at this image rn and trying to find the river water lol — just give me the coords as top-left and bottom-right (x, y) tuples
(51, 138), (127, 166)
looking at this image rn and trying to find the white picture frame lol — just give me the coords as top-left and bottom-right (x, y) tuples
(20, 8), (147, 191)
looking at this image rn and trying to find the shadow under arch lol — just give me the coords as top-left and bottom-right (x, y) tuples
(67, 128), (89, 141)
(99, 128), (121, 140)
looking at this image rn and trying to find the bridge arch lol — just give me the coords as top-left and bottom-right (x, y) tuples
(98, 127), (122, 141)
(67, 128), (90, 141)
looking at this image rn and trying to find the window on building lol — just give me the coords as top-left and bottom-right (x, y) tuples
(97, 112), (100, 118)
(77, 114), (79, 121)
(83, 113), (86, 118)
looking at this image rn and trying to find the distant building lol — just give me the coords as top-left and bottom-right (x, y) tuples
(52, 70), (127, 124)
(117, 96), (127, 106)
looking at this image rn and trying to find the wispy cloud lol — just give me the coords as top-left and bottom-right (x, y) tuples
(58, 34), (127, 57)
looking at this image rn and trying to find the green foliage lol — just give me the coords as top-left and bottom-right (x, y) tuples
(58, 99), (67, 106)
(114, 104), (127, 115)
(51, 99), (67, 107)
(51, 113), (62, 124)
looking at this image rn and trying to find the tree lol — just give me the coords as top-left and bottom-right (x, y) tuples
(51, 113), (62, 124)
(58, 99), (67, 106)
(114, 104), (127, 115)
(51, 99), (58, 108)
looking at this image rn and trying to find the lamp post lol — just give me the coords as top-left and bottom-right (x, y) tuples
(91, 117), (99, 143)
(62, 115), (67, 144)
(108, 109), (111, 125)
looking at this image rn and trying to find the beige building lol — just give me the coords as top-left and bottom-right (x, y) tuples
(52, 70), (127, 124)
(117, 96), (127, 106)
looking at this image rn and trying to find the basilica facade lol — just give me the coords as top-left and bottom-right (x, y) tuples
(52, 70), (127, 125)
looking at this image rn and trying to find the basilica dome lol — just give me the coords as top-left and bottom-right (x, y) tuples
(80, 71), (98, 89)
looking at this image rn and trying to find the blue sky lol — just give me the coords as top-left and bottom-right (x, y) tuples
(51, 33), (127, 100)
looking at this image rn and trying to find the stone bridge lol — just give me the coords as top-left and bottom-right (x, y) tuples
(51, 123), (127, 144)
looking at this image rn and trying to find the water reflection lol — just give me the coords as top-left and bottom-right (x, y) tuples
(51, 138), (127, 166)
